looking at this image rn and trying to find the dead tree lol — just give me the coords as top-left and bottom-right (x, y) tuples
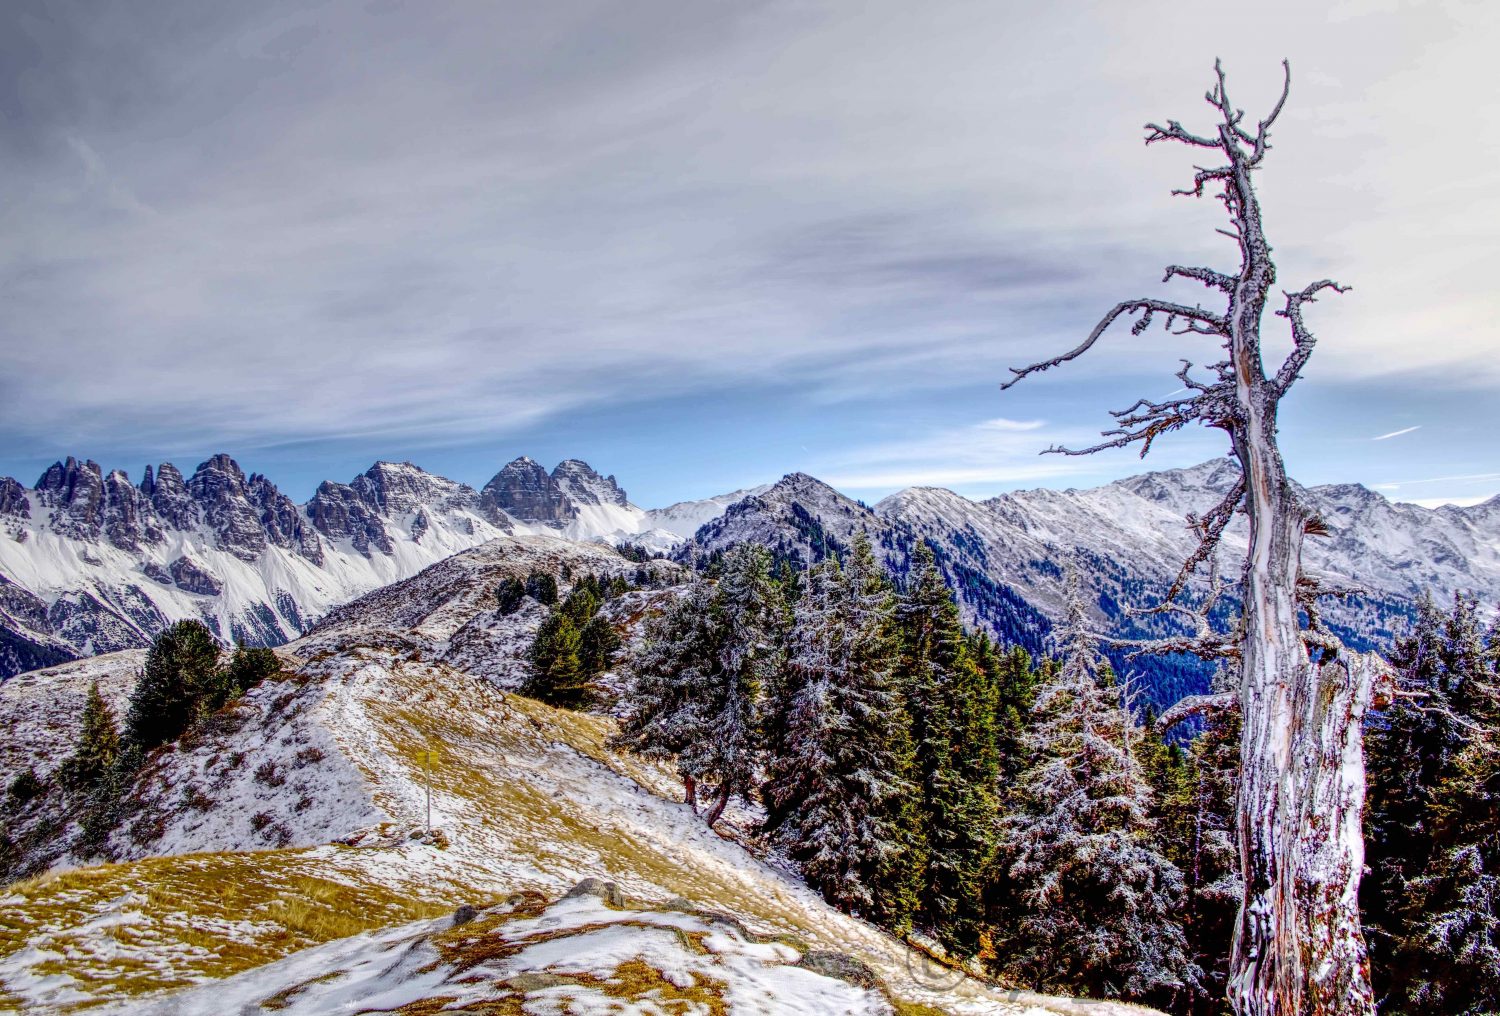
(1001, 61), (1393, 1016)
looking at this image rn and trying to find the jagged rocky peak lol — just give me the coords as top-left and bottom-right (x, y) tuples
(352, 460), (480, 515)
(551, 459), (629, 508)
(0, 476), (31, 520)
(482, 456), (575, 525)
(34, 457), (106, 540)
(552, 456), (627, 507)
(306, 480), (392, 558)
(143, 462), (199, 530)
(183, 454), (313, 563)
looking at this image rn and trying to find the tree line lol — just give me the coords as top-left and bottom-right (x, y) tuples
(590, 537), (1498, 1014)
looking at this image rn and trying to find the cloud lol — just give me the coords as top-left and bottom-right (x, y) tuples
(1372, 425), (1420, 441)
(1, 0), (1497, 487)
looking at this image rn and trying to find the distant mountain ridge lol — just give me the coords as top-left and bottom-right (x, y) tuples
(2, 451), (1495, 695)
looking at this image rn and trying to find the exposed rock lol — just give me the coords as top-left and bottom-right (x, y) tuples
(563, 877), (625, 907)
(796, 950), (881, 989)
(481, 457), (574, 525)
(451, 904), (478, 927)
(34, 457), (105, 541)
(144, 462), (199, 531)
(551, 459), (629, 508)
(169, 556), (223, 596)
(306, 481), (393, 557)
(246, 473), (322, 564)
(352, 461), (482, 516)
(0, 478), (30, 520)
(101, 469), (163, 552)
(141, 562), (173, 585)
(187, 455), (267, 562)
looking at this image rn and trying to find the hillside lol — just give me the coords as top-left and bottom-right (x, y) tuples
(0, 555), (1151, 1015)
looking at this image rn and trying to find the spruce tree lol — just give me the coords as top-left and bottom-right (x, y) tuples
(126, 619), (222, 750)
(615, 582), (718, 810)
(523, 610), (585, 707)
(896, 542), (999, 953)
(692, 543), (782, 826)
(1156, 670), (1241, 1013)
(61, 681), (121, 790)
(762, 534), (918, 925)
(496, 576), (527, 615)
(997, 571), (1193, 1000)
(1366, 594), (1500, 1013)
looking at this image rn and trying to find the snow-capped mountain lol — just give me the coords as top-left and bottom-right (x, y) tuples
(0, 455), (719, 680)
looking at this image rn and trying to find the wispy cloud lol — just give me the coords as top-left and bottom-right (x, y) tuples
(1372, 425), (1421, 441)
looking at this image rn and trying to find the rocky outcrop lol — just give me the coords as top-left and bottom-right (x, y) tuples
(186, 455), (269, 562)
(352, 461), (482, 516)
(142, 463), (199, 530)
(34, 457), (106, 542)
(0, 478), (30, 520)
(551, 459), (629, 508)
(168, 556), (223, 596)
(306, 481), (393, 557)
(101, 469), (163, 552)
(481, 457), (575, 525)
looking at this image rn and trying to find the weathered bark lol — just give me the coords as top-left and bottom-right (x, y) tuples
(703, 781), (732, 828)
(683, 774), (699, 813)
(1003, 61), (1386, 1016)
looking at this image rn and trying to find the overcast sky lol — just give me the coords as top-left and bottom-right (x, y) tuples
(2, 0), (1496, 508)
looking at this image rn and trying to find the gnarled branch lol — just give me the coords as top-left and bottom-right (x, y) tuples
(1155, 691), (1239, 732)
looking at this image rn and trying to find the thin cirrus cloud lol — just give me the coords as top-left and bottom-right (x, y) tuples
(0, 0), (1496, 506)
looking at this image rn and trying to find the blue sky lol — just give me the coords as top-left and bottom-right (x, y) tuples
(2, 1), (1496, 509)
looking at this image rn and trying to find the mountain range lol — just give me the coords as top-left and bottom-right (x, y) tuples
(2, 452), (1496, 704)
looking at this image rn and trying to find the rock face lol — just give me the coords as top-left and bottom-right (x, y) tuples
(551, 459), (629, 509)
(306, 481), (394, 558)
(481, 457), (575, 525)
(0, 479), (30, 521)
(169, 556), (223, 596)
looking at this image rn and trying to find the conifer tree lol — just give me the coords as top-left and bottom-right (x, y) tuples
(693, 543), (782, 826)
(897, 542), (999, 953)
(761, 534), (918, 925)
(1157, 672), (1242, 1013)
(126, 619), (222, 751)
(997, 571), (1193, 999)
(523, 610), (585, 707)
(578, 613), (621, 677)
(496, 576), (527, 615)
(616, 582), (718, 811)
(1365, 594), (1500, 1013)
(60, 682), (120, 791)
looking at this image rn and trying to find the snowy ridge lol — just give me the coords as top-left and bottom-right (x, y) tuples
(0, 455), (750, 681)
(0, 622), (1124, 1014)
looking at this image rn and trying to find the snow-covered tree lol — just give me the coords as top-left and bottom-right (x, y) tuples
(615, 582), (718, 811)
(1000, 61), (1390, 1014)
(617, 544), (784, 827)
(998, 572), (1194, 1000)
(1365, 594), (1500, 1013)
(761, 533), (918, 924)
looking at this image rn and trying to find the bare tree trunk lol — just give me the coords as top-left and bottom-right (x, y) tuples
(1002, 61), (1388, 1016)
(703, 782), (732, 828)
(683, 774), (698, 813)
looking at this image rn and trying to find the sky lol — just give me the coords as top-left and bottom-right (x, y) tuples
(2, 0), (1497, 510)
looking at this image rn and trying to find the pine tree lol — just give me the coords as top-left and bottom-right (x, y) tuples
(896, 542), (999, 953)
(615, 582), (719, 811)
(126, 619), (222, 751)
(1156, 669), (1241, 1013)
(1365, 594), (1500, 1013)
(496, 576), (527, 615)
(220, 645), (280, 703)
(578, 613), (621, 677)
(523, 610), (585, 707)
(61, 681), (121, 790)
(996, 571), (1193, 1000)
(691, 543), (782, 826)
(525, 570), (559, 606)
(761, 534), (918, 925)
